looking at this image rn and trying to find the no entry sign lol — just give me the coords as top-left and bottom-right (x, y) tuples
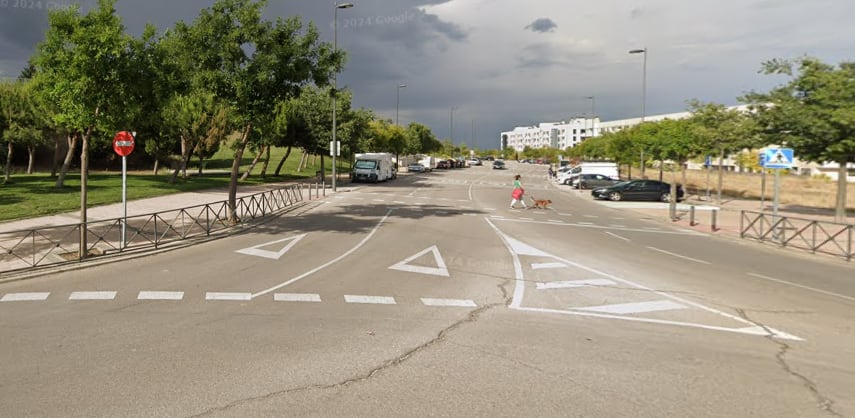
(113, 131), (135, 157)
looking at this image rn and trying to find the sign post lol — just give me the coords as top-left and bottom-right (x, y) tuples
(761, 147), (794, 240)
(112, 131), (135, 249)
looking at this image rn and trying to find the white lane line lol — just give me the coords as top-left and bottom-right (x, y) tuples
(646, 246), (711, 265)
(344, 295), (396, 305)
(206, 292), (252, 301)
(747, 273), (855, 303)
(69, 291), (117, 300)
(605, 231), (630, 242)
(421, 298), (478, 307)
(138, 291), (184, 301)
(520, 217), (534, 221)
(251, 210), (393, 299)
(583, 215), (599, 218)
(532, 262), (567, 270)
(577, 221), (595, 225)
(393, 201), (406, 204)
(372, 199), (385, 202)
(1, 292), (50, 302)
(536, 279), (616, 289)
(548, 219), (564, 223)
(274, 293), (322, 302)
(557, 213), (573, 216)
(576, 300), (688, 314)
(609, 224), (627, 228)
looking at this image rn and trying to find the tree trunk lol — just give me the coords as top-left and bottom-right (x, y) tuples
(27, 145), (35, 174)
(227, 123), (253, 225)
(835, 162), (849, 222)
(274, 145), (292, 176)
(260, 145), (271, 178)
(297, 151), (307, 172)
(152, 159), (160, 175)
(51, 134), (63, 177)
(4, 141), (12, 182)
(716, 147), (725, 205)
(240, 144), (266, 181)
(198, 156), (204, 175)
(79, 124), (93, 260)
(55, 133), (79, 188)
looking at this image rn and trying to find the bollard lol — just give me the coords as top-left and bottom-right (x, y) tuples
(689, 205), (696, 226)
(711, 209), (718, 232)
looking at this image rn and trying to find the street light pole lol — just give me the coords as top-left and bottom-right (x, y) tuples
(396, 84), (406, 126)
(629, 47), (647, 178)
(450, 106), (457, 148)
(586, 96), (595, 138)
(332, 2), (354, 192)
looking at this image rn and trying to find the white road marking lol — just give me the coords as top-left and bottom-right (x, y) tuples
(547, 219), (564, 223)
(486, 221), (802, 341)
(520, 217), (534, 221)
(373, 199), (385, 202)
(69, 291), (117, 300)
(557, 213), (573, 216)
(605, 231), (630, 242)
(1, 292), (50, 302)
(583, 215), (599, 218)
(532, 262), (567, 270)
(206, 292), (252, 301)
(609, 224), (627, 228)
(421, 298), (477, 307)
(251, 210), (393, 299)
(747, 273), (855, 303)
(235, 234), (307, 260)
(536, 279), (616, 289)
(577, 221), (595, 225)
(646, 246), (711, 265)
(345, 295), (396, 305)
(274, 293), (322, 302)
(576, 300), (688, 314)
(138, 291), (184, 300)
(388, 245), (450, 277)
(518, 306), (802, 341)
(393, 201), (406, 204)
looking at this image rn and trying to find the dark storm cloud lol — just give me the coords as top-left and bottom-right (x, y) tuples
(524, 18), (557, 33)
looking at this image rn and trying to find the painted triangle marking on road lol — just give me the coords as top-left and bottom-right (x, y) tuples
(505, 236), (551, 257)
(536, 279), (617, 290)
(235, 234), (307, 260)
(388, 245), (450, 277)
(575, 300), (688, 315)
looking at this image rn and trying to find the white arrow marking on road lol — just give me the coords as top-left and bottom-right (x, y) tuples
(575, 300), (688, 314)
(388, 245), (450, 277)
(536, 279), (616, 290)
(235, 234), (307, 260)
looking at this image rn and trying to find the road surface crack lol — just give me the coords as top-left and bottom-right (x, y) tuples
(190, 300), (509, 417)
(736, 308), (842, 417)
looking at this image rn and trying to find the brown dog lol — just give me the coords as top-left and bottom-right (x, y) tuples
(530, 196), (552, 209)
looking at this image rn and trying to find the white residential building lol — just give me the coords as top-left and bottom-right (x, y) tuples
(500, 118), (598, 152)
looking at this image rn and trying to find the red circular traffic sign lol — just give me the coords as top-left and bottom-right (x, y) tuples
(113, 131), (135, 157)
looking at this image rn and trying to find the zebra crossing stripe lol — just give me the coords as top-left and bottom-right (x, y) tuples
(138, 291), (184, 301)
(205, 292), (252, 301)
(1, 292), (50, 302)
(421, 298), (477, 307)
(69, 291), (117, 300)
(344, 295), (396, 305)
(274, 293), (322, 302)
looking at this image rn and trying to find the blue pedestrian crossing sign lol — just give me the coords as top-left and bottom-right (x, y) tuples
(762, 148), (794, 169)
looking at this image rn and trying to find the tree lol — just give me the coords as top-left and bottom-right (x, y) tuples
(0, 80), (46, 181)
(162, 91), (229, 183)
(31, 0), (138, 257)
(172, 0), (341, 223)
(406, 122), (441, 155)
(744, 57), (855, 221)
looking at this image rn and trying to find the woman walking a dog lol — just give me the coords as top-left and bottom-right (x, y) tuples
(510, 174), (527, 209)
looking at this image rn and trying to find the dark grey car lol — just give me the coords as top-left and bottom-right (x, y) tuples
(576, 173), (620, 189)
(591, 179), (684, 202)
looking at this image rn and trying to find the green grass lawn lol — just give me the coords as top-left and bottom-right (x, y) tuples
(0, 146), (351, 223)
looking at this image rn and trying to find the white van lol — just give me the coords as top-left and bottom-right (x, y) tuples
(352, 153), (395, 183)
(557, 162), (618, 186)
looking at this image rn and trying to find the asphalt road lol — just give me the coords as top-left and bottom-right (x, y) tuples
(2, 161), (854, 417)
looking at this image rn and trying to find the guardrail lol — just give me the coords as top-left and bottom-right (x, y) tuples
(740, 210), (854, 261)
(1, 183), (317, 276)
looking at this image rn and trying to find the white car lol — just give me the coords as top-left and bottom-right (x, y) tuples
(407, 163), (426, 173)
(467, 159), (482, 166)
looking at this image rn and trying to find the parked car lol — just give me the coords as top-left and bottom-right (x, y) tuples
(591, 179), (684, 202)
(407, 163), (426, 173)
(436, 160), (449, 169)
(575, 173), (620, 189)
(492, 160), (506, 169)
(468, 158), (482, 166)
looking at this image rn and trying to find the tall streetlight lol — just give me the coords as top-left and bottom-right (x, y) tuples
(629, 47), (647, 178)
(331, 2), (354, 192)
(585, 96), (596, 138)
(396, 84), (406, 126)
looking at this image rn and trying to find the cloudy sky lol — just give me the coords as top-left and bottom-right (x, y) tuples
(1, 0), (853, 150)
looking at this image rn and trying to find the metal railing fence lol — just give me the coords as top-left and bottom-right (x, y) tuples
(740, 210), (854, 261)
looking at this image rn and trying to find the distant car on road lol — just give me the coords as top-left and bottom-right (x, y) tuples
(407, 163), (426, 173)
(436, 160), (449, 169)
(591, 179), (683, 202)
(468, 158), (482, 166)
(492, 160), (506, 170)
